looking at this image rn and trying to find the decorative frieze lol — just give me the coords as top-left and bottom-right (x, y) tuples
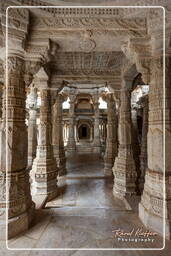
(32, 16), (146, 32)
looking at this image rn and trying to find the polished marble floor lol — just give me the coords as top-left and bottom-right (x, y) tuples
(1, 153), (171, 255)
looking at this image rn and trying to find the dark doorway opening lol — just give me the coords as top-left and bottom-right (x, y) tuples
(78, 123), (90, 140)
(82, 126), (87, 137)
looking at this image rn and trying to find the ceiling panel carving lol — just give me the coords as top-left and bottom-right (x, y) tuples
(27, 14), (147, 53)
(48, 51), (124, 75)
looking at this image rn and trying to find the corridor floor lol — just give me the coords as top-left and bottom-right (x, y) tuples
(1, 153), (171, 256)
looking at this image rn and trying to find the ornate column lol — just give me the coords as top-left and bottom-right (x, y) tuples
(0, 52), (35, 239)
(27, 85), (38, 168)
(0, 83), (2, 119)
(131, 107), (141, 191)
(63, 121), (67, 144)
(104, 94), (117, 176)
(165, 54), (171, 240)
(139, 95), (148, 192)
(93, 95), (101, 153)
(113, 84), (137, 198)
(122, 25), (171, 237)
(32, 69), (58, 202)
(138, 54), (171, 238)
(0, 79), (6, 239)
(52, 94), (66, 176)
(67, 94), (76, 152)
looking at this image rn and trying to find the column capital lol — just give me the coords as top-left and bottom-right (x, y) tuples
(122, 37), (152, 84)
(102, 92), (114, 103)
(34, 67), (49, 89)
(57, 93), (67, 104)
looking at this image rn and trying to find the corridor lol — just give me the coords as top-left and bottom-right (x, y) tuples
(4, 153), (168, 254)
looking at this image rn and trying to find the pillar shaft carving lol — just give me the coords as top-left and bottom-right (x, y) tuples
(52, 94), (66, 176)
(0, 84), (3, 119)
(32, 87), (58, 202)
(94, 102), (100, 143)
(67, 95), (76, 152)
(0, 54), (35, 239)
(131, 108), (141, 191)
(104, 94), (118, 176)
(27, 86), (38, 167)
(93, 95), (101, 153)
(139, 95), (148, 192)
(139, 55), (171, 239)
(113, 87), (137, 198)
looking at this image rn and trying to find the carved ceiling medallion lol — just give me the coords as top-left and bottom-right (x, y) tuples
(79, 39), (96, 52)
(79, 30), (96, 52)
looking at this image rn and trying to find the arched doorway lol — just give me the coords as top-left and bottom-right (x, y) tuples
(78, 123), (90, 140)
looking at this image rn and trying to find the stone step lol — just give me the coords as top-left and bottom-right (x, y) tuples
(76, 146), (93, 153)
(44, 206), (129, 217)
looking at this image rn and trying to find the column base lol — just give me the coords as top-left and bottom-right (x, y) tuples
(113, 155), (137, 199)
(32, 157), (58, 202)
(8, 202), (35, 240)
(0, 213), (6, 240)
(139, 202), (170, 240)
(32, 179), (58, 202)
(139, 168), (171, 240)
(67, 138), (76, 152)
(54, 154), (67, 176)
(93, 146), (101, 154)
(104, 155), (114, 176)
(67, 147), (76, 152)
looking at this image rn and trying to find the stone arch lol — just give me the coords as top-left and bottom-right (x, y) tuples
(77, 119), (93, 141)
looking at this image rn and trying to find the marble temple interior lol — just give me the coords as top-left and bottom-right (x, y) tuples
(0, 0), (171, 255)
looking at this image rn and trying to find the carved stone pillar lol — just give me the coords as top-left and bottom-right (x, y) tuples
(139, 55), (171, 239)
(0, 53), (35, 239)
(165, 55), (171, 239)
(32, 70), (58, 202)
(139, 95), (148, 192)
(63, 121), (67, 144)
(0, 81), (6, 240)
(67, 95), (76, 152)
(104, 94), (117, 176)
(27, 86), (38, 168)
(93, 96), (101, 153)
(113, 86), (137, 198)
(52, 94), (66, 176)
(131, 107), (141, 192)
(0, 84), (2, 119)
